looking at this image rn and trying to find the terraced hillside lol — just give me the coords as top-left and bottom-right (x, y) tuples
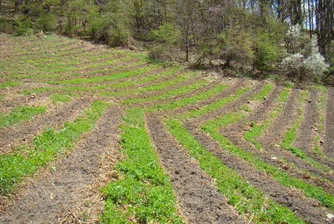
(0, 34), (333, 224)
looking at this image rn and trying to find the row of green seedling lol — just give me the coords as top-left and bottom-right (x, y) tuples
(103, 71), (199, 97)
(201, 98), (334, 210)
(167, 118), (304, 224)
(144, 83), (231, 113)
(0, 101), (108, 195)
(101, 108), (183, 223)
(0, 106), (47, 129)
(244, 88), (333, 177)
(280, 91), (333, 174)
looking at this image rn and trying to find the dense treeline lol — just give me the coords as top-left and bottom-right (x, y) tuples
(0, 0), (333, 80)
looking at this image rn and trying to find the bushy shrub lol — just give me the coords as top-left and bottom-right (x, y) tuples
(149, 23), (179, 44)
(216, 26), (254, 67)
(88, 15), (130, 46)
(253, 33), (282, 71)
(281, 33), (329, 80)
(88, 15), (110, 42)
(148, 23), (180, 61)
(64, 0), (98, 36)
(15, 16), (33, 36)
(35, 13), (57, 32)
(108, 26), (130, 47)
(0, 19), (16, 34)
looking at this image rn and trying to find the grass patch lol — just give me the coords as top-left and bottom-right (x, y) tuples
(0, 101), (108, 195)
(51, 94), (72, 103)
(101, 108), (183, 224)
(0, 106), (47, 129)
(0, 80), (21, 89)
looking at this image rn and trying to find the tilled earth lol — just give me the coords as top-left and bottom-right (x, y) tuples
(0, 34), (333, 224)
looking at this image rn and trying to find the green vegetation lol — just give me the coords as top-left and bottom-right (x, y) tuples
(0, 106), (47, 129)
(146, 84), (228, 112)
(244, 88), (290, 150)
(51, 94), (72, 103)
(123, 79), (208, 105)
(49, 65), (157, 85)
(178, 87), (249, 119)
(312, 86), (328, 155)
(104, 71), (199, 97)
(167, 119), (304, 223)
(0, 81), (21, 89)
(280, 92), (333, 173)
(251, 83), (274, 101)
(101, 108), (183, 223)
(0, 33), (332, 223)
(202, 113), (334, 209)
(0, 101), (107, 195)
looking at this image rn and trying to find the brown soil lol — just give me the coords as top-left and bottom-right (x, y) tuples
(122, 70), (201, 102)
(294, 90), (334, 169)
(1, 40), (76, 60)
(323, 87), (334, 158)
(0, 92), (51, 113)
(258, 89), (334, 183)
(0, 106), (123, 223)
(219, 89), (334, 192)
(0, 98), (91, 155)
(160, 78), (247, 117)
(249, 85), (283, 121)
(185, 122), (331, 224)
(146, 115), (245, 224)
(122, 68), (187, 94)
(75, 57), (142, 77)
(50, 59), (147, 84)
(189, 81), (265, 125)
(130, 74), (223, 109)
(260, 89), (300, 145)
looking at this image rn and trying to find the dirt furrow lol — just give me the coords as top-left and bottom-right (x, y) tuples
(0, 106), (123, 223)
(108, 67), (185, 98)
(260, 89), (300, 145)
(190, 81), (265, 125)
(0, 98), (91, 155)
(124, 68), (186, 90)
(131, 75), (220, 108)
(161, 78), (246, 116)
(50, 59), (148, 84)
(249, 85), (284, 121)
(1, 41), (79, 60)
(75, 57), (141, 77)
(219, 89), (334, 191)
(223, 124), (334, 194)
(0, 92), (51, 113)
(294, 90), (334, 169)
(258, 89), (334, 182)
(146, 115), (244, 224)
(185, 123), (331, 224)
(323, 87), (334, 158)
(122, 72), (203, 103)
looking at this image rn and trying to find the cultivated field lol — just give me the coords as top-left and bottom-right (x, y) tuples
(0, 34), (333, 224)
